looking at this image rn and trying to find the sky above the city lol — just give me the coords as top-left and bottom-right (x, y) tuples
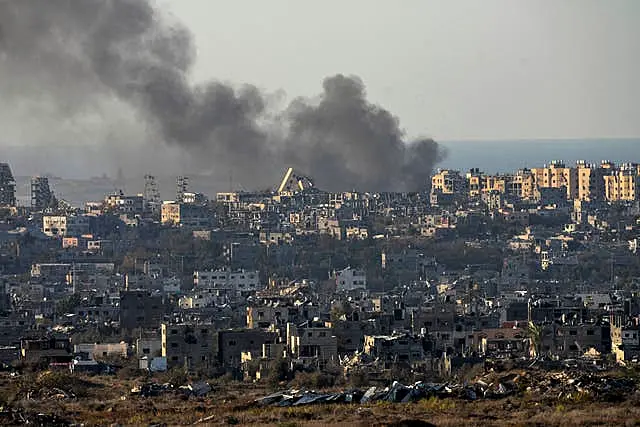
(1, 0), (639, 183)
(164, 0), (640, 140)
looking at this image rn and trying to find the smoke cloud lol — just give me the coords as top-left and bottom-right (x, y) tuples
(0, 0), (444, 192)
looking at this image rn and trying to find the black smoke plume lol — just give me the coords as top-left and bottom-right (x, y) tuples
(0, 0), (444, 192)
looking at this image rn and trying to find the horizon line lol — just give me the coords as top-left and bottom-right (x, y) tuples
(438, 136), (640, 143)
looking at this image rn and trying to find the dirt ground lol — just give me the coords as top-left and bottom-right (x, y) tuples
(1, 372), (639, 426)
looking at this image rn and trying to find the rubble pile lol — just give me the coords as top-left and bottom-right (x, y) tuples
(256, 370), (640, 407)
(0, 407), (70, 426)
(26, 387), (77, 401)
(520, 371), (636, 402)
(256, 380), (505, 407)
(130, 381), (212, 398)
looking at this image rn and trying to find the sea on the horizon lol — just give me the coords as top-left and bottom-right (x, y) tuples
(8, 138), (640, 205)
(438, 138), (640, 174)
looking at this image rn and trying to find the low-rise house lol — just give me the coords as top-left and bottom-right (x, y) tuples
(74, 342), (128, 360)
(20, 335), (72, 366)
(363, 334), (425, 366)
(120, 290), (165, 331)
(136, 337), (163, 357)
(473, 328), (529, 358)
(334, 267), (367, 292)
(162, 323), (216, 370)
(216, 329), (278, 371)
(539, 323), (610, 357)
(286, 321), (337, 369)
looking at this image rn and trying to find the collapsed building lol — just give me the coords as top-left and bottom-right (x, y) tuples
(30, 176), (54, 212)
(0, 163), (16, 208)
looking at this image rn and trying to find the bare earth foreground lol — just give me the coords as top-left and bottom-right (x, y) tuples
(1, 371), (640, 426)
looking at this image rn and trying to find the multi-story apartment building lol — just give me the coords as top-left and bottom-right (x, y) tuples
(31, 176), (54, 211)
(193, 269), (261, 294)
(104, 193), (144, 217)
(216, 330), (278, 370)
(334, 267), (367, 292)
(466, 168), (484, 198)
(431, 169), (465, 194)
(531, 161), (578, 200)
(119, 290), (165, 331)
(286, 321), (338, 369)
(0, 163), (16, 208)
(42, 215), (90, 237)
(363, 334), (425, 365)
(162, 323), (217, 370)
(604, 163), (639, 202)
(161, 202), (210, 227)
(576, 161), (605, 201)
(508, 169), (535, 200)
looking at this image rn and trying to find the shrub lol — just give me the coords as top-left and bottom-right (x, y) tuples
(35, 371), (92, 397)
(348, 371), (369, 388)
(292, 371), (336, 389)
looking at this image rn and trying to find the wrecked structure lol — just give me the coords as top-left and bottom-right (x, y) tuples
(0, 163), (16, 208)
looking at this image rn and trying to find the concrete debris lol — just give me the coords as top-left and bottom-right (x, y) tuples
(179, 381), (212, 397)
(257, 369), (640, 407)
(0, 407), (70, 426)
(130, 383), (174, 397)
(131, 381), (212, 398)
(26, 387), (77, 401)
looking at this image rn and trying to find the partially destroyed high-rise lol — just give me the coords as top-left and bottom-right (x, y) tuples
(0, 163), (16, 207)
(31, 176), (54, 211)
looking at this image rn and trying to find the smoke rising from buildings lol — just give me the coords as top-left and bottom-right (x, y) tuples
(0, 0), (444, 192)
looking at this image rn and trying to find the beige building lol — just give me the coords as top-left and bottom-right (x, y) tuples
(286, 322), (337, 369)
(531, 161), (578, 200)
(161, 202), (209, 227)
(161, 202), (181, 225)
(604, 165), (639, 202)
(74, 342), (128, 360)
(483, 175), (507, 194)
(576, 161), (606, 201)
(43, 215), (90, 237)
(432, 169), (464, 194)
(466, 169), (484, 197)
(507, 169), (535, 200)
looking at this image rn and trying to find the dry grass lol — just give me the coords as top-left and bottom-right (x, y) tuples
(1, 373), (640, 426)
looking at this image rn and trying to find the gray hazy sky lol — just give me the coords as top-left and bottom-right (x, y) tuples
(164, 0), (640, 141)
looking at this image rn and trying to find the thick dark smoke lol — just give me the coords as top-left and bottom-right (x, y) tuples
(0, 0), (444, 192)
(286, 75), (443, 191)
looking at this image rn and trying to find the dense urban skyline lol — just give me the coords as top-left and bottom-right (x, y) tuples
(0, 2), (639, 424)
